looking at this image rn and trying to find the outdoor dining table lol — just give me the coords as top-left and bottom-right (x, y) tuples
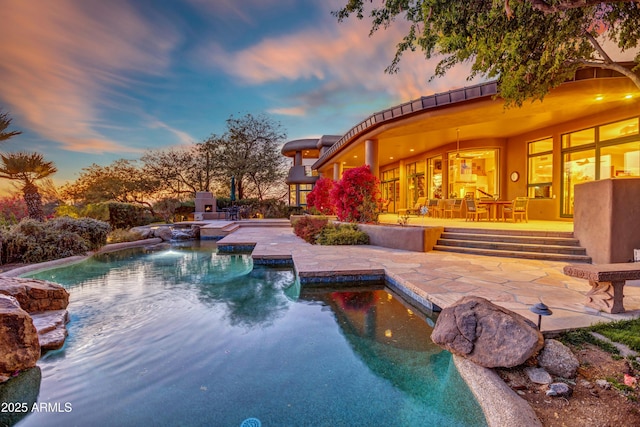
(478, 199), (513, 221)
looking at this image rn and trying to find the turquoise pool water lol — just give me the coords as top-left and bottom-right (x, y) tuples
(18, 241), (486, 426)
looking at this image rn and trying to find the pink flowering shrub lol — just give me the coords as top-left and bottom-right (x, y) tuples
(330, 165), (382, 223)
(306, 177), (335, 215)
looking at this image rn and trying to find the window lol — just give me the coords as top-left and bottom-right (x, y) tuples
(380, 168), (399, 213)
(299, 184), (313, 206)
(289, 184), (297, 206)
(527, 138), (553, 198)
(406, 162), (425, 206)
(560, 117), (639, 216)
(447, 149), (498, 199)
(428, 156), (443, 199)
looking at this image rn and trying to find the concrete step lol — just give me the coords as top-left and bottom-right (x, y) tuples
(440, 232), (582, 247)
(433, 244), (592, 263)
(443, 227), (574, 238)
(436, 238), (588, 255)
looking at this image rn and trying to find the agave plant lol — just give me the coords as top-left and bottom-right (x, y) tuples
(0, 152), (57, 221)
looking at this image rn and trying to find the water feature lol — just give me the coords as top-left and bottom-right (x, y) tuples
(13, 241), (486, 426)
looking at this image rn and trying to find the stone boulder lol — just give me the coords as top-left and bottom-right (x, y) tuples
(0, 277), (69, 312)
(31, 310), (69, 351)
(431, 296), (544, 368)
(154, 227), (173, 241)
(129, 226), (153, 239)
(538, 339), (580, 379)
(0, 295), (40, 382)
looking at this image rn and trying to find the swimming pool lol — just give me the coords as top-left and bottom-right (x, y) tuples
(16, 241), (486, 426)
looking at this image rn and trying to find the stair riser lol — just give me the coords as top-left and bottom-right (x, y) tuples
(436, 240), (587, 255)
(433, 246), (591, 263)
(440, 233), (581, 246)
(443, 227), (574, 238)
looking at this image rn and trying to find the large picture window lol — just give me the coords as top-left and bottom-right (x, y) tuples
(561, 117), (639, 216)
(447, 149), (498, 199)
(406, 162), (425, 206)
(528, 138), (553, 198)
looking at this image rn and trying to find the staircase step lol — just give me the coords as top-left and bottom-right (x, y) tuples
(433, 245), (592, 263)
(443, 227), (574, 238)
(436, 239), (587, 255)
(440, 232), (582, 246)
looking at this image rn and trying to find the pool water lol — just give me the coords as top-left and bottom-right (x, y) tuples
(19, 241), (486, 426)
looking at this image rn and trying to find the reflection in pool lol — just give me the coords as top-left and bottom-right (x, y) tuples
(18, 241), (486, 426)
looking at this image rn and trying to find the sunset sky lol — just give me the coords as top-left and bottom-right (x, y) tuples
(0, 0), (480, 190)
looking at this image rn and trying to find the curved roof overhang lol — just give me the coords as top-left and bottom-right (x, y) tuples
(281, 138), (320, 157)
(313, 66), (640, 172)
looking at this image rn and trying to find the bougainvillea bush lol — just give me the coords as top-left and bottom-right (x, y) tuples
(306, 177), (335, 215)
(293, 216), (328, 244)
(330, 165), (382, 223)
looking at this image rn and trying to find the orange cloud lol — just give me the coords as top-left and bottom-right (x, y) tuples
(208, 10), (482, 107)
(0, 0), (179, 154)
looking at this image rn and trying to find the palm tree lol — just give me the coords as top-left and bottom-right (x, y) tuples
(0, 152), (57, 221)
(0, 109), (22, 142)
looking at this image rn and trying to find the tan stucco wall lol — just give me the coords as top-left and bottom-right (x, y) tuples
(574, 178), (640, 264)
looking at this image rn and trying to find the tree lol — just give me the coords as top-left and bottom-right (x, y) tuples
(334, 1), (640, 106)
(0, 152), (57, 221)
(202, 113), (288, 200)
(60, 159), (160, 208)
(141, 145), (216, 199)
(0, 109), (22, 142)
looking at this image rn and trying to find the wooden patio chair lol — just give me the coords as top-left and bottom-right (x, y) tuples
(465, 199), (488, 221)
(502, 197), (529, 222)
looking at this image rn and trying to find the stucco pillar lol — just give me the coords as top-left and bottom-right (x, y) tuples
(365, 139), (379, 177)
(333, 162), (341, 181)
(294, 151), (302, 167)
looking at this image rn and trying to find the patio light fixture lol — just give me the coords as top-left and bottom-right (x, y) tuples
(530, 302), (553, 330)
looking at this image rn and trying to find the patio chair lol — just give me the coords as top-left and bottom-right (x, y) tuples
(502, 197), (529, 222)
(427, 199), (441, 218)
(465, 199), (488, 221)
(398, 197), (427, 216)
(445, 198), (463, 218)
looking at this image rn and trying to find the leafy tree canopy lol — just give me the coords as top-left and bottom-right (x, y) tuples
(60, 159), (159, 207)
(334, 0), (640, 105)
(202, 113), (288, 201)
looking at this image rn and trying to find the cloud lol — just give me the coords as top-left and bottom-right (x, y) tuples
(268, 106), (307, 116)
(206, 2), (482, 112)
(0, 0), (180, 154)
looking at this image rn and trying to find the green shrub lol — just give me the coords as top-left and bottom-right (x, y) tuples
(107, 228), (143, 244)
(50, 216), (110, 250)
(293, 216), (328, 244)
(1, 219), (89, 264)
(316, 223), (369, 245)
(0, 217), (111, 265)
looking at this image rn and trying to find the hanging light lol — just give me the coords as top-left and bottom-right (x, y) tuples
(455, 128), (461, 159)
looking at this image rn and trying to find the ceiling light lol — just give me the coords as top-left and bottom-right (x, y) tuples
(595, 95), (604, 101)
(409, 148), (414, 152)
(353, 155), (358, 158)
(625, 94), (633, 99)
(389, 156), (394, 160)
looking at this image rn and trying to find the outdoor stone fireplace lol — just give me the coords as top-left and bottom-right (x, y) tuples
(194, 191), (221, 220)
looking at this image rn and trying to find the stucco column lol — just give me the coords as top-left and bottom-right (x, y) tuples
(398, 159), (406, 209)
(365, 139), (379, 177)
(333, 162), (341, 181)
(294, 151), (302, 167)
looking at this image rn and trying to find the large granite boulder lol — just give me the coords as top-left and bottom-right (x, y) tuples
(431, 296), (544, 368)
(0, 295), (40, 382)
(0, 277), (69, 312)
(154, 227), (173, 241)
(31, 310), (69, 351)
(538, 339), (580, 379)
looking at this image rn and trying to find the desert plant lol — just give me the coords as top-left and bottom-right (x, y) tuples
(293, 216), (328, 244)
(331, 165), (382, 223)
(51, 216), (110, 250)
(0, 196), (28, 226)
(316, 223), (369, 245)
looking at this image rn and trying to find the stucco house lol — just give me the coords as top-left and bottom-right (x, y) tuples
(284, 64), (639, 223)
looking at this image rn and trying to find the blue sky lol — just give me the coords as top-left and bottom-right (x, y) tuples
(0, 0), (478, 190)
